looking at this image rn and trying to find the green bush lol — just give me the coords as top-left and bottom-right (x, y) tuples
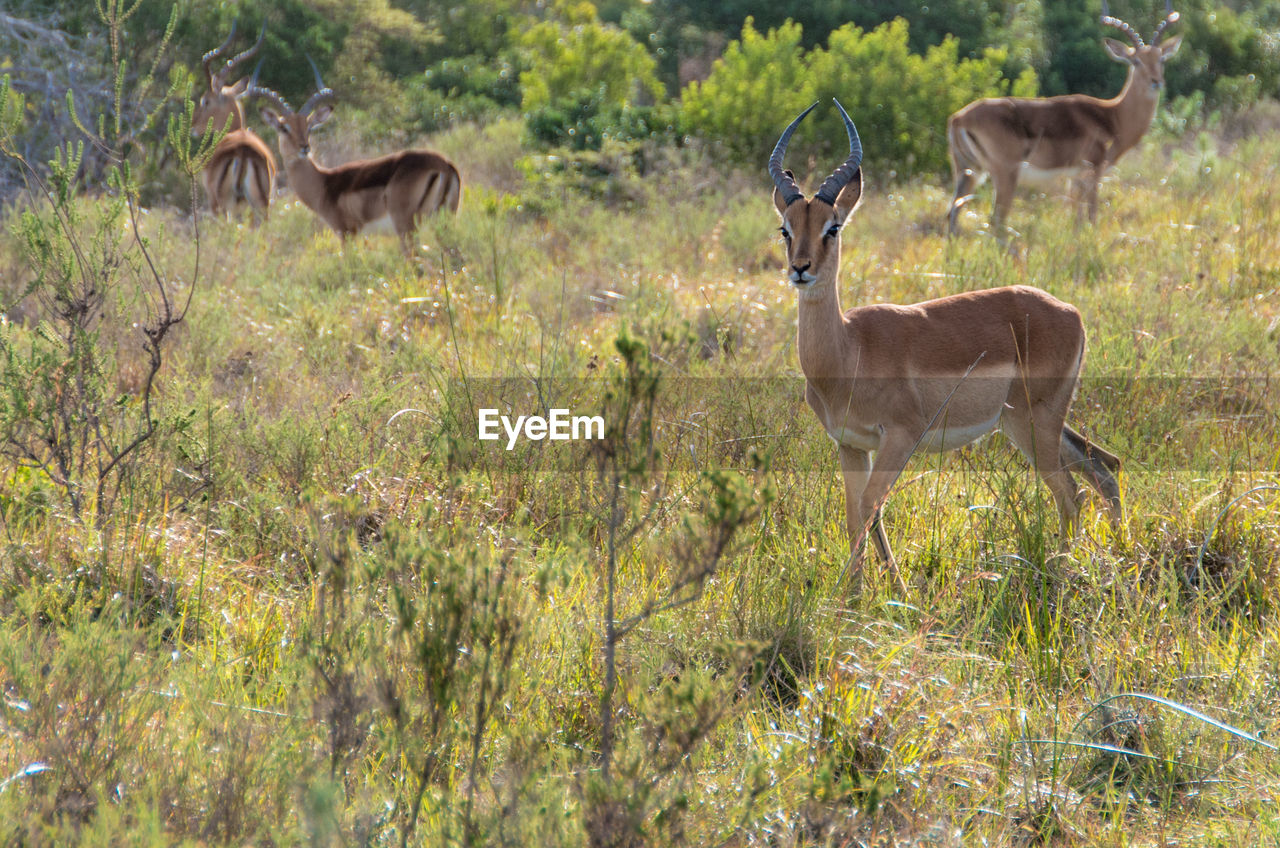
(681, 17), (1036, 180)
(1170, 3), (1280, 110)
(517, 2), (665, 112)
(525, 90), (679, 151)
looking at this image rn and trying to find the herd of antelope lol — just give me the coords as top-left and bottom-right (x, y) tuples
(194, 23), (461, 254)
(195, 5), (1182, 594)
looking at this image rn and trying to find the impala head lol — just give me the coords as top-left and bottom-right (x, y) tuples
(192, 21), (265, 137)
(1101, 0), (1183, 93)
(769, 100), (864, 291)
(252, 58), (336, 162)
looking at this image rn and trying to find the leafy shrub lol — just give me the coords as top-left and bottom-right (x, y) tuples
(399, 53), (524, 133)
(681, 17), (1036, 180)
(525, 90), (680, 151)
(517, 2), (664, 112)
(1169, 3), (1280, 110)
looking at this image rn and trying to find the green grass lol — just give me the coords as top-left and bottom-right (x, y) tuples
(1, 118), (1278, 845)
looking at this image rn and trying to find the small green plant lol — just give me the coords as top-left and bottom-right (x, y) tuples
(583, 327), (774, 846)
(0, 2), (204, 529)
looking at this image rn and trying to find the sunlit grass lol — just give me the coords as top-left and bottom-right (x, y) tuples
(1, 121), (1278, 844)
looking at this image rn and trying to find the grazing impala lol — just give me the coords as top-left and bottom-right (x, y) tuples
(947, 2), (1182, 237)
(771, 101), (1122, 592)
(249, 64), (461, 256)
(193, 23), (276, 222)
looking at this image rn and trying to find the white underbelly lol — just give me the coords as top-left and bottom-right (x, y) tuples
(1018, 163), (1082, 184)
(917, 414), (1001, 453)
(360, 214), (396, 235)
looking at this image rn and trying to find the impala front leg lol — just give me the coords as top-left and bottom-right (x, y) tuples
(839, 444), (906, 595)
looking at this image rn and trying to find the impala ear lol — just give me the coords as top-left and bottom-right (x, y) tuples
(772, 169), (797, 215)
(310, 104), (334, 129)
(229, 77), (251, 98)
(833, 168), (862, 223)
(1159, 34), (1183, 59)
(1103, 37), (1136, 63)
(260, 107), (285, 132)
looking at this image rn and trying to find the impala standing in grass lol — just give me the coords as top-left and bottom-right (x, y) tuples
(249, 64), (461, 257)
(771, 101), (1122, 593)
(947, 1), (1182, 237)
(193, 23), (276, 222)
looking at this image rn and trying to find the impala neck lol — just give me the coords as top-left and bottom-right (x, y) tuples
(1107, 66), (1161, 151)
(796, 262), (853, 379)
(281, 154), (327, 209)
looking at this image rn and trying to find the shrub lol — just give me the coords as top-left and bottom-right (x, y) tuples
(399, 52), (524, 133)
(517, 2), (664, 112)
(524, 90), (680, 151)
(681, 17), (1036, 180)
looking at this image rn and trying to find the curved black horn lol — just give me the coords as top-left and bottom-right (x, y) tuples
(223, 21), (266, 79)
(245, 62), (294, 116)
(300, 55), (336, 117)
(1100, 1), (1145, 47)
(768, 102), (818, 207)
(1152, 0), (1179, 45)
(814, 99), (863, 207)
(202, 20), (238, 82)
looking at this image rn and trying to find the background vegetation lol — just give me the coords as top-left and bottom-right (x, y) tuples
(1, 0), (1278, 845)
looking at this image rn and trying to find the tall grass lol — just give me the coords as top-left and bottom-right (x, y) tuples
(1, 113), (1278, 845)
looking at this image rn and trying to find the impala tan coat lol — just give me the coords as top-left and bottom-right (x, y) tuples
(254, 79), (461, 256)
(193, 26), (276, 222)
(771, 101), (1121, 593)
(947, 5), (1182, 235)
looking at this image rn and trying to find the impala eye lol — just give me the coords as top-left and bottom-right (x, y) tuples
(779, 227), (791, 242)
(825, 224), (840, 239)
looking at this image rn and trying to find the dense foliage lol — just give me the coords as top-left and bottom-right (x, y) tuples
(680, 18), (1037, 179)
(4, 0), (1280, 195)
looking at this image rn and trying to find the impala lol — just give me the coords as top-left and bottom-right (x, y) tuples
(249, 64), (461, 256)
(947, 1), (1182, 237)
(193, 23), (276, 222)
(771, 101), (1122, 592)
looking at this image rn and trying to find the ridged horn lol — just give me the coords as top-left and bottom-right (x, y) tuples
(768, 102), (818, 207)
(300, 55), (336, 117)
(202, 21), (238, 83)
(1100, 0), (1145, 47)
(813, 99), (863, 207)
(245, 62), (293, 117)
(1152, 0), (1179, 45)
(220, 22), (266, 84)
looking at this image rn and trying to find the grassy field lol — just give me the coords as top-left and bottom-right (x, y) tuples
(1, 115), (1278, 845)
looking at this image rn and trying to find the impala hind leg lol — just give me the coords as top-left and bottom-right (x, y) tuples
(948, 168), (979, 237)
(989, 168), (1020, 242)
(247, 160), (271, 227)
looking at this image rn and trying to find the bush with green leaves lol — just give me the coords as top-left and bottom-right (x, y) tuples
(517, 2), (665, 113)
(681, 17), (1036, 180)
(524, 90), (681, 152)
(0, 4), (204, 530)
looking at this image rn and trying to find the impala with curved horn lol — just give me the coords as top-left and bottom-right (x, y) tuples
(193, 22), (277, 222)
(947, 1), (1182, 237)
(249, 62), (461, 256)
(772, 101), (1122, 592)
